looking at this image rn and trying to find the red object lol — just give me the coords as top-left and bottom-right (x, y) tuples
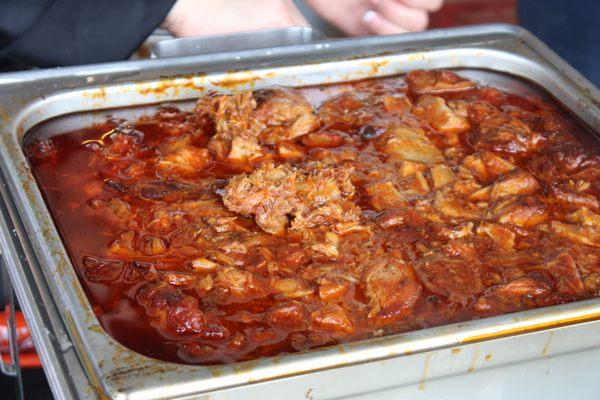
(0, 312), (42, 369)
(430, 0), (517, 28)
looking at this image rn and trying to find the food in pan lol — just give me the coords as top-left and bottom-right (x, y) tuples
(26, 69), (600, 365)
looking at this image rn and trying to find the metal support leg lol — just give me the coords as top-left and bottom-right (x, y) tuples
(1, 255), (24, 400)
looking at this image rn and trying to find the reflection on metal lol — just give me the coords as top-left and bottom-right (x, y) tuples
(152, 27), (324, 58)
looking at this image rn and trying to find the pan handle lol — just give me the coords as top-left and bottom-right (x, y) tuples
(151, 26), (324, 58)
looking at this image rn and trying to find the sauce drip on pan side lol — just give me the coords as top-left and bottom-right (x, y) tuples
(26, 70), (600, 365)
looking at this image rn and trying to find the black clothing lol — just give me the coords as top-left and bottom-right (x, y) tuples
(0, 0), (176, 70)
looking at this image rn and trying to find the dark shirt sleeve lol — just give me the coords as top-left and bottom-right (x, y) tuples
(0, 0), (176, 68)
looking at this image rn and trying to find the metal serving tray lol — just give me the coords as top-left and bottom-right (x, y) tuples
(1, 24), (600, 400)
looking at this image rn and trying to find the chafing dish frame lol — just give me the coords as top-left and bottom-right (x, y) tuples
(1, 24), (600, 399)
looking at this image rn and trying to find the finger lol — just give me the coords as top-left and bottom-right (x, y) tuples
(362, 10), (410, 35)
(398, 0), (444, 12)
(370, 0), (429, 31)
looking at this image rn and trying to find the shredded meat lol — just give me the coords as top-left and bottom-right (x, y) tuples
(203, 91), (264, 161)
(413, 95), (470, 136)
(137, 282), (213, 336)
(202, 88), (319, 162)
(221, 162), (361, 235)
(27, 69), (600, 365)
(364, 258), (422, 318)
(376, 124), (443, 163)
(255, 88), (321, 144)
(407, 69), (477, 95)
(474, 273), (553, 313)
(416, 254), (484, 306)
(470, 112), (546, 157)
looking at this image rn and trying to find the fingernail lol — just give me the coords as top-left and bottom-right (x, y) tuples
(363, 10), (377, 24)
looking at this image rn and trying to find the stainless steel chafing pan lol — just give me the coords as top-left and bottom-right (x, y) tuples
(1, 24), (600, 400)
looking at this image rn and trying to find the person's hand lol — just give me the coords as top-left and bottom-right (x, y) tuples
(305, 0), (443, 36)
(162, 0), (308, 37)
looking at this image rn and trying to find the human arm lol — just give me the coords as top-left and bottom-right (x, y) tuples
(162, 0), (308, 37)
(0, 0), (307, 68)
(304, 0), (443, 36)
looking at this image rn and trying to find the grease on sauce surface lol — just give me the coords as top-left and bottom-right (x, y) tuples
(26, 70), (600, 365)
